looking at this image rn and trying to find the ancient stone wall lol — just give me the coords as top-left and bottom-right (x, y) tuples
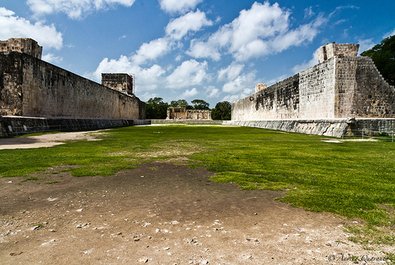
(0, 38), (42, 59)
(0, 52), (145, 120)
(166, 107), (212, 120)
(299, 58), (336, 119)
(232, 75), (299, 121)
(317, 43), (359, 63)
(102, 73), (134, 95)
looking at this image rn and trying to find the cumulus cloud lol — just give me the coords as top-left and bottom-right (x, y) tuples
(93, 55), (166, 92)
(132, 38), (171, 65)
(187, 2), (325, 62)
(159, 0), (202, 14)
(42, 53), (63, 63)
(0, 7), (63, 49)
(358, 39), (375, 54)
(222, 73), (255, 94)
(166, 59), (208, 89)
(217, 63), (244, 81)
(166, 10), (212, 40)
(180, 87), (198, 98)
(27, 0), (135, 19)
(206, 87), (220, 98)
(292, 48), (320, 73)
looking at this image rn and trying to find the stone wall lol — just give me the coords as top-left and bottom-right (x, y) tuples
(102, 73), (134, 95)
(0, 52), (145, 120)
(166, 107), (212, 120)
(225, 118), (395, 138)
(0, 116), (150, 137)
(230, 43), (395, 136)
(232, 74), (299, 121)
(299, 59), (336, 119)
(0, 38), (42, 59)
(317, 43), (359, 63)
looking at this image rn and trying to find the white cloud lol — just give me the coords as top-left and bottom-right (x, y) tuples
(0, 7), (63, 49)
(206, 87), (220, 98)
(166, 10), (212, 40)
(292, 48), (320, 73)
(93, 55), (166, 92)
(132, 37), (171, 65)
(159, 0), (202, 14)
(187, 2), (325, 62)
(358, 38), (375, 54)
(180, 87), (198, 98)
(42, 53), (63, 63)
(187, 39), (221, 61)
(217, 63), (244, 81)
(384, 28), (395, 38)
(222, 73), (255, 94)
(166, 59), (208, 89)
(27, 0), (135, 19)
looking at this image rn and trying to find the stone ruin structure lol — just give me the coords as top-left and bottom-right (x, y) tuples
(228, 42), (395, 137)
(166, 107), (212, 120)
(102, 73), (134, 95)
(0, 38), (42, 59)
(255, 83), (267, 93)
(0, 38), (146, 137)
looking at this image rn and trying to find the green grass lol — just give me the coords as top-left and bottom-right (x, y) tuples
(1, 125), (394, 232)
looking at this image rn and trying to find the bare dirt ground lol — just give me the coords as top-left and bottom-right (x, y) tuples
(0, 162), (390, 265)
(0, 131), (102, 150)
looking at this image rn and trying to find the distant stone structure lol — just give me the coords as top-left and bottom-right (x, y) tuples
(255, 83), (267, 92)
(166, 107), (211, 120)
(0, 38), (42, 59)
(228, 43), (395, 137)
(0, 38), (146, 137)
(102, 73), (134, 95)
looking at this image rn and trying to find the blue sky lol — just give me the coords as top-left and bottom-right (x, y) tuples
(1, 0), (394, 106)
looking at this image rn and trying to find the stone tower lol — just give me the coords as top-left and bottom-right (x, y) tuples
(101, 73), (134, 95)
(317, 43), (359, 63)
(0, 38), (42, 59)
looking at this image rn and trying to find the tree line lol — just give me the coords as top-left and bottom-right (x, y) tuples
(145, 97), (231, 120)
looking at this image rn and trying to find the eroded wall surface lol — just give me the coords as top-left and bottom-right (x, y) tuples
(232, 56), (395, 122)
(0, 52), (145, 119)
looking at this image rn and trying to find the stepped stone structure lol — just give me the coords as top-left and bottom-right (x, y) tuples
(228, 43), (395, 137)
(0, 38), (146, 137)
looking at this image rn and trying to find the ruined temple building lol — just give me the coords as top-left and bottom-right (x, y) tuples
(0, 38), (145, 137)
(228, 42), (395, 137)
(166, 107), (212, 120)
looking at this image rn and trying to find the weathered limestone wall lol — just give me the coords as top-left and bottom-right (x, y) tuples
(299, 58), (336, 119)
(232, 74), (299, 121)
(0, 116), (150, 137)
(0, 38), (42, 59)
(230, 43), (395, 136)
(317, 43), (359, 63)
(224, 119), (350, 137)
(225, 118), (395, 138)
(166, 107), (212, 120)
(0, 52), (145, 119)
(102, 73), (134, 95)
(0, 53), (23, 115)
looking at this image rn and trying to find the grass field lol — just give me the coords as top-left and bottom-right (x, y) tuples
(1, 125), (394, 244)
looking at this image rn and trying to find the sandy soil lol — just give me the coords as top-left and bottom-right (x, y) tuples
(0, 163), (390, 265)
(0, 131), (102, 150)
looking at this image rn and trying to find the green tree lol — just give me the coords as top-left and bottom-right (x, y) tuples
(361, 35), (395, 86)
(170, 99), (192, 109)
(191, 99), (210, 110)
(211, 101), (231, 120)
(145, 97), (169, 119)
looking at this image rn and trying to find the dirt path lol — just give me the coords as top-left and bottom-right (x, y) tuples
(0, 163), (389, 264)
(0, 131), (102, 150)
